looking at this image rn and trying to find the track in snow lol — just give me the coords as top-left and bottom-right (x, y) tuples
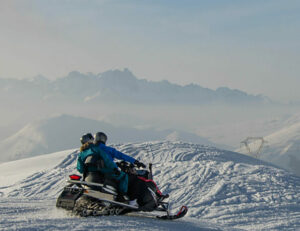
(0, 141), (299, 230)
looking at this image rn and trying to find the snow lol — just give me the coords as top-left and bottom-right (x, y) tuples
(0, 150), (75, 189)
(0, 141), (299, 230)
(1, 199), (219, 231)
(236, 118), (300, 176)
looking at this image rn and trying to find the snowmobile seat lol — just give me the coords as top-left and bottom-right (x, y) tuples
(84, 171), (118, 191)
(83, 154), (118, 191)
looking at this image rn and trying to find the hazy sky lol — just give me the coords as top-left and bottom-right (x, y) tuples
(1, 0), (299, 102)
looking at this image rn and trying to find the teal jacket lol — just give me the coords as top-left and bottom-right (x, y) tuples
(77, 143), (128, 194)
(77, 143), (118, 174)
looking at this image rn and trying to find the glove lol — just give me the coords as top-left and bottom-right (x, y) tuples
(134, 160), (146, 168)
(113, 168), (121, 176)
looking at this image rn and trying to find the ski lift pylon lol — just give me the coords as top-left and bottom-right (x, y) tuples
(240, 137), (266, 158)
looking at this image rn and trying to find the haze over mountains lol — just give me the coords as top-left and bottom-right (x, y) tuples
(0, 68), (270, 105)
(1, 68), (279, 140)
(0, 68), (299, 177)
(0, 68), (289, 142)
(0, 114), (223, 163)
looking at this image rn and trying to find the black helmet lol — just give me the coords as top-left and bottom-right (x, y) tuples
(94, 132), (107, 144)
(80, 133), (94, 144)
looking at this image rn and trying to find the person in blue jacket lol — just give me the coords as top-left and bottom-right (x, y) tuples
(77, 133), (128, 195)
(93, 132), (169, 207)
(93, 132), (146, 168)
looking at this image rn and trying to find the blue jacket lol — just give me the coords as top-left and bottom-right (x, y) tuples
(97, 143), (136, 164)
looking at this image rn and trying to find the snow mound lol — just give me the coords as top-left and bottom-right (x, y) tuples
(0, 141), (299, 230)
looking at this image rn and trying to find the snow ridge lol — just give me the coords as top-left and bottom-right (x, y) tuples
(0, 141), (299, 230)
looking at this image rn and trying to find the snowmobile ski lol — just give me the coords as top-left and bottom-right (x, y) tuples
(157, 205), (188, 220)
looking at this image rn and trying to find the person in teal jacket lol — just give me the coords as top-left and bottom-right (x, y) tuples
(77, 133), (128, 194)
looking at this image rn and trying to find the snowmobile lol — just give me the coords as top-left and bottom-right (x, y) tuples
(56, 161), (187, 220)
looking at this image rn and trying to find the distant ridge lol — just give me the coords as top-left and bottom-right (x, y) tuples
(0, 68), (271, 105)
(0, 114), (222, 162)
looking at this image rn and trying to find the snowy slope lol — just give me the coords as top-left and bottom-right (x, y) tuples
(236, 119), (300, 176)
(197, 112), (300, 149)
(0, 149), (75, 188)
(261, 121), (300, 176)
(0, 141), (299, 230)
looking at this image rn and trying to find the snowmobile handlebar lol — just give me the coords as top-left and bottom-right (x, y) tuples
(116, 161), (153, 180)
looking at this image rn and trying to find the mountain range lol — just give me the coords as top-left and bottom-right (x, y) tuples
(0, 69), (270, 105)
(1, 68), (299, 178)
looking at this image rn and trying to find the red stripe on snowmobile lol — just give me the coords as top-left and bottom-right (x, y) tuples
(137, 177), (163, 196)
(177, 206), (187, 216)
